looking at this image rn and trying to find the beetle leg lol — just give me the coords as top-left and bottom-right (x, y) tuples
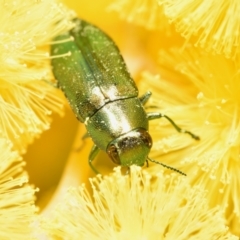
(75, 132), (89, 152)
(125, 167), (130, 175)
(147, 112), (200, 140)
(43, 80), (58, 88)
(145, 158), (149, 167)
(89, 144), (100, 174)
(81, 132), (89, 140)
(139, 91), (152, 105)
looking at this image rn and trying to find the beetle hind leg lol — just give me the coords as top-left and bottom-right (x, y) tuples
(89, 144), (100, 174)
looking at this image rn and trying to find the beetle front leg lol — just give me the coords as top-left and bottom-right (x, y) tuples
(147, 112), (200, 140)
(89, 144), (100, 174)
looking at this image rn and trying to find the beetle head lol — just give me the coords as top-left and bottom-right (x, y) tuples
(107, 128), (152, 167)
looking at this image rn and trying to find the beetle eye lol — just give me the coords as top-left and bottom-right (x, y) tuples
(107, 144), (120, 165)
(138, 129), (152, 148)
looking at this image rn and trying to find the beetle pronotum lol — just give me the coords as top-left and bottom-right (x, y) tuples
(51, 18), (199, 175)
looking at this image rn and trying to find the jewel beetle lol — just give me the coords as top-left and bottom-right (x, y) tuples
(51, 18), (199, 175)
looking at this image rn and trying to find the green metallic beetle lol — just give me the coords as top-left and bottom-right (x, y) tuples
(51, 18), (199, 175)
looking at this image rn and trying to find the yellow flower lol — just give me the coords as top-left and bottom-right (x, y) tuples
(0, 0), (75, 153)
(41, 166), (237, 240)
(109, 0), (169, 30)
(1, 0), (240, 238)
(0, 0), (76, 237)
(0, 138), (36, 239)
(159, 0), (240, 58)
(138, 46), (240, 234)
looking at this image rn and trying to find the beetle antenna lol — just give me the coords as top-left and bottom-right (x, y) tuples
(147, 157), (186, 176)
